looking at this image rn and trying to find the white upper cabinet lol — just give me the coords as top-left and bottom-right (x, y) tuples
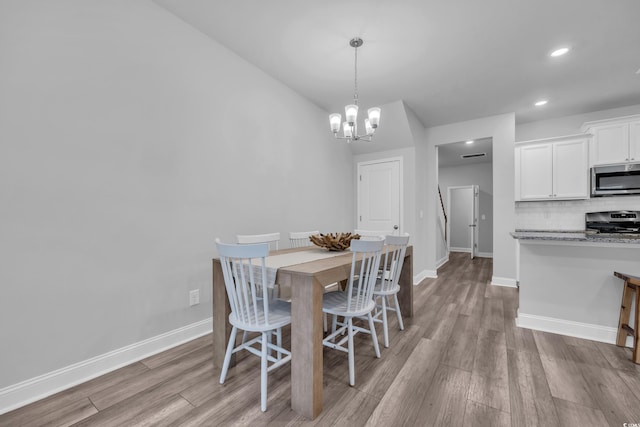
(630, 119), (640, 163)
(582, 115), (640, 166)
(516, 143), (553, 200)
(553, 139), (589, 199)
(515, 135), (589, 201)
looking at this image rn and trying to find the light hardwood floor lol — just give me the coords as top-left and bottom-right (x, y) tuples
(3, 252), (640, 426)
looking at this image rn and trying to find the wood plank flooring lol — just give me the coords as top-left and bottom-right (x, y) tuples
(3, 252), (640, 426)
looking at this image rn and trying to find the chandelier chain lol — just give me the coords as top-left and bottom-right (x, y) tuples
(353, 43), (358, 105)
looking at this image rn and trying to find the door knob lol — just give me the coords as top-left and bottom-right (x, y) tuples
(393, 225), (399, 230)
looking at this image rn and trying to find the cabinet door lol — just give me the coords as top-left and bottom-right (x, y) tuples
(629, 120), (640, 163)
(517, 143), (553, 200)
(553, 139), (589, 199)
(590, 123), (629, 165)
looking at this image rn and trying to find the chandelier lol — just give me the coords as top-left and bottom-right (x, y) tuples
(329, 37), (381, 143)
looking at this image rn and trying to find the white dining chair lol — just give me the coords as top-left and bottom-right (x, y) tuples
(372, 234), (410, 348)
(322, 238), (384, 386)
(289, 230), (319, 248)
(237, 232), (281, 300)
(237, 232), (281, 250)
(215, 239), (292, 412)
(355, 229), (394, 241)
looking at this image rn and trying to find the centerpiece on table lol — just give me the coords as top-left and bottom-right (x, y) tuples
(309, 232), (360, 251)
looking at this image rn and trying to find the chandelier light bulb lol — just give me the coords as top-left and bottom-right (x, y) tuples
(367, 107), (381, 128)
(345, 104), (358, 125)
(343, 122), (353, 139)
(329, 113), (342, 133)
(365, 118), (373, 135)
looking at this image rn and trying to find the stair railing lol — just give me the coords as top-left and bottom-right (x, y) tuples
(438, 186), (448, 242)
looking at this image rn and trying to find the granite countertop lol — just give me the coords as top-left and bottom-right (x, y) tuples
(510, 229), (640, 244)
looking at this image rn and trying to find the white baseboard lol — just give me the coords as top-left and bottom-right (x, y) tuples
(414, 255), (449, 284)
(414, 269), (434, 284)
(491, 276), (518, 288)
(436, 254), (449, 269)
(516, 310), (633, 346)
(0, 318), (213, 415)
(449, 247), (471, 253)
(477, 252), (493, 258)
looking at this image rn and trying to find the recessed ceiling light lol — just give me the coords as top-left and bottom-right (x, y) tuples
(550, 47), (570, 57)
(535, 100), (548, 107)
(550, 47), (569, 57)
(465, 140), (474, 144)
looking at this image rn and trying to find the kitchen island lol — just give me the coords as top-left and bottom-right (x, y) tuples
(512, 230), (640, 344)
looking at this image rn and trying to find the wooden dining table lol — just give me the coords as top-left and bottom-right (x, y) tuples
(212, 245), (413, 419)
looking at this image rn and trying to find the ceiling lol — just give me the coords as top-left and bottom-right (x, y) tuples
(438, 138), (493, 168)
(154, 0), (640, 128)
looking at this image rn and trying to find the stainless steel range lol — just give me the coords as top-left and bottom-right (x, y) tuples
(586, 211), (640, 236)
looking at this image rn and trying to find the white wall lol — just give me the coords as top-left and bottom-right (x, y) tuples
(0, 0), (354, 392)
(439, 162), (494, 255)
(423, 114), (515, 284)
(350, 101), (428, 282)
(516, 103), (640, 230)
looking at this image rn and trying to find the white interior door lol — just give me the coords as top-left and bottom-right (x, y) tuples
(357, 159), (401, 234)
(447, 185), (478, 258)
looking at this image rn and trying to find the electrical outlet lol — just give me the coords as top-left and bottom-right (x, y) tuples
(189, 289), (200, 306)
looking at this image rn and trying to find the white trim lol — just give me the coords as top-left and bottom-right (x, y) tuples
(516, 133), (591, 145)
(414, 269), (434, 284)
(436, 254), (449, 269)
(449, 247), (471, 253)
(416, 255), (450, 282)
(581, 113), (640, 132)
(477, 252), (493, 258)
(516, 310), (633, 346)
(491, 276), (518, 288)
(0, 318), (212, 415)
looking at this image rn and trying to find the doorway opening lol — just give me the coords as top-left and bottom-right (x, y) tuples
(447, 185), (479, 258)
(436, 137), (493, 266)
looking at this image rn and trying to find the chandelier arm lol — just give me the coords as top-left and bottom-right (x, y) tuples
(333, 134), (373, 143)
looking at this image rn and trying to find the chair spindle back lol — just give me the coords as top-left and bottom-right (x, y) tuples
(379, 234), (410, 293)
(216, 240), (272, 327)
(346, 239), (384, 311)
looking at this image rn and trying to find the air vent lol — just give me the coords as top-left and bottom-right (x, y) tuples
(461, 152), (486, 159)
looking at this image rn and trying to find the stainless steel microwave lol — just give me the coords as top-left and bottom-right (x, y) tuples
(591, 163), (640, 197)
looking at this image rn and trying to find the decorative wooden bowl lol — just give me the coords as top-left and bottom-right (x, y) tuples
(309, 232), (360, 251)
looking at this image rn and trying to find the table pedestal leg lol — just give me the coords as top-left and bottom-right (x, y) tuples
(291, 275), (324, 419)
(213, 260), (234, 370)
(397, 247), (413, 317)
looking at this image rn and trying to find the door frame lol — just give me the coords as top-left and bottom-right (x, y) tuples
(356, 157), (404, 234)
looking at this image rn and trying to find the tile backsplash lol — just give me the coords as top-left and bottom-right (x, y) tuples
(515, 196), (640, 230)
